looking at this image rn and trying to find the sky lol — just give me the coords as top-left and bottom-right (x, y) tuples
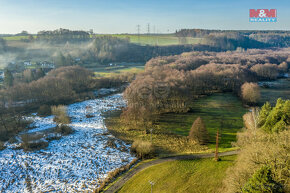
(0, 0), (289, 34)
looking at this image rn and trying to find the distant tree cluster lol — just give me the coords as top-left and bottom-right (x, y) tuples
(0, 66), (94, 107)
(79, 36), (220, 64)
(36, 28), (91, 43)
(122, 48), (290, 124)
(176, 29), (290, 48)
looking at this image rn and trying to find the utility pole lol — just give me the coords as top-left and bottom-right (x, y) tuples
(150, 128), (153, 143)
(149, 180), (155, 193)
(215, 128), (220, 161)
(137, 24), (140, 43)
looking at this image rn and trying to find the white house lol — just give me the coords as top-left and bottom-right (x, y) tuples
(40, 61), (55, 69)
(24, 61), (32, 66)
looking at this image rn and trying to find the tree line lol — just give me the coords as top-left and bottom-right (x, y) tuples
(176, 29), (290, 48)
(36, 28), (91, 43)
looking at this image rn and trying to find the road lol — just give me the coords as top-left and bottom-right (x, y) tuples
(104, 150), (239, 193)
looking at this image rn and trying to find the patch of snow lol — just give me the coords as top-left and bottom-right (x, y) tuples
(0, 94), (135, 193)
(25, 116), (56, 134)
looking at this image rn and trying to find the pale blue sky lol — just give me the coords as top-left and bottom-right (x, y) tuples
(0, 0), (289, 34)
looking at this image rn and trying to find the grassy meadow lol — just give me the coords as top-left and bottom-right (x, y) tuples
(107, 34), (203, 46)
(157, 93), (247, 150)
(2, 34), (203, 46)
(105, 93), (247, 155)
(259, 78), (290, 105)
(93, 64), (145, 77)
(118, 155), (236, 193)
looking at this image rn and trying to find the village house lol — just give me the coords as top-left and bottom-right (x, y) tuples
(24, 61), (32, 66)
(39, 61), (55, 69)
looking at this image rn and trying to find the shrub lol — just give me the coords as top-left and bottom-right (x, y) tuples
(21, 134), (48, 151)
(0, 141), (5, 150)
(241, 82), (260, 104)
(242, 166), (284, 193)
(94, 158), (138, 193)
(54, 125), (73, 135)
(188, 117), (209, 145)
(51, 105), (70, 124)
(37, 105), (51, 117)
(131, 140), (155, 159)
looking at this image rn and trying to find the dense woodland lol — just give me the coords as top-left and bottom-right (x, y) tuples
(122, 48), (290, 126)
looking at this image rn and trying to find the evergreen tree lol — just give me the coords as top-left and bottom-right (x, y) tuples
(35, 68), (45, 79)
(261, 99), (290, 133)
(4, 69), (14, 87)
(258, 101), (272, 127)
(189, 117), (209, 145)
(55, 52), (67, 67)
(242, 166), (284, 193)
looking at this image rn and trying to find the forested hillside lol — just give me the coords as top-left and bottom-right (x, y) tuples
(122, 48), (290, 125)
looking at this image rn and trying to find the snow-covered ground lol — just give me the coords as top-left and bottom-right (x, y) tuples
(0, 94), (135, 193)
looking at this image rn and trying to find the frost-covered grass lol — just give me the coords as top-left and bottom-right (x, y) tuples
(0, 94), (135, 193)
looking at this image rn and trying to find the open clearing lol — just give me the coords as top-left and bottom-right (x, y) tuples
(117, 155), (236, 193)
(157, 93), (247, 150)
(2, 34), (203, 46)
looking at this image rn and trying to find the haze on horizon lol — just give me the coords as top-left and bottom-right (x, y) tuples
(0, 0), (290, 34)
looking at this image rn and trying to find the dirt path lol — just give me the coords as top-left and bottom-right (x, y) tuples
(104, 150), (239, 193)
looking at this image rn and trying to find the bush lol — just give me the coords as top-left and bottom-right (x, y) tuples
(55, 125), (73, 135)
(0, 141), (5, 150)
(242, 166), (284, 193)
(131, 140), (155, 159)
(188, 117), (209, 145)
(51, 105), (70, 124)
(241, 82), (260, 104)
(94, 158), (138, 193)
(37, 105), (51, 117)
(21, 134), (48, 151)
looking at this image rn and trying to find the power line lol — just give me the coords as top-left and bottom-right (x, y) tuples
(147, 23), (150, 35)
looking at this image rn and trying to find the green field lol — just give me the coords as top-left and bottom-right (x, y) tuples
(2, 35), (33, 41)
(157, 93), (247, 150)
(108, 34), (203, 46)
(2, 34), (203, 46)
(118, 155), (236, 193)
(105, 93), (246, 155)
(259, 78), (290, 105)
(91, 64), (145, 77)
